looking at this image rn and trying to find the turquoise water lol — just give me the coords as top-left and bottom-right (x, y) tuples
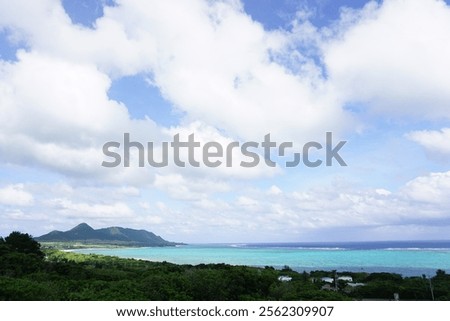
(73, 242), (450, 276)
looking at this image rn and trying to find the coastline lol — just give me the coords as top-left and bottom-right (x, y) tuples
(70, 242), (450, 277)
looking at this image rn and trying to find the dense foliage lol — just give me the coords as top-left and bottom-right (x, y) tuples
(0, 232), (449, 301)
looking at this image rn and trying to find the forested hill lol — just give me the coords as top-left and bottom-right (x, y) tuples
(35, 223), (178, 247)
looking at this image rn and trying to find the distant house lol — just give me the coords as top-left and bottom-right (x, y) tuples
(347, 282), (365, 287)
(338, 276), (353, 282)
(343, 282), (365, 293)
(321, 277), (334, 283)
(278, 276), (292, 282)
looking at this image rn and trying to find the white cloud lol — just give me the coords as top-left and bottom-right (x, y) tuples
(236, 196), (259, 207)
(0, 51), (127, 139)
(138, 201), (151, 210)
(402, 171), (450, 204)
(2, 209), (48, 221)
(165, 121), (280, 179)
(375, 188), (391, 196)
(407, 128), (450, 156)
(323, 0), (450, 119)
(192, 198), (232, 212)
(1, 0), (353, 144)
(268, 185), (283, 195)
(140, 0), (351, 142)
(0, 184), (33, 206)
(2, 169), (450, 242)
(0, 50), (164, 183)
(154, 173), (229, 201)
(0, 0), (156, 76)
(47, 198), (135, 219)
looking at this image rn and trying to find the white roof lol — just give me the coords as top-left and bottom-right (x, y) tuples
(321, 277), (334, 283)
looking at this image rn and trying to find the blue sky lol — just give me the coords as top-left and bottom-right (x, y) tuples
(1, 0), (450, 243)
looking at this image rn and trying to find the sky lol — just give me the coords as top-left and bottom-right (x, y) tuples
(1, 0), (450, 243)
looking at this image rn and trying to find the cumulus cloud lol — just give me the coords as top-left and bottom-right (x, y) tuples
(0, 49), (163, 183)
(402, 171), (450, 204)
(322, 0), (450, 119)
(164, 121), (280, 179)
(4, 0), (448, 182)
(268, 185), (283, 195)
(46, 198), (134, 219)
(407, 128), (450, 156)
(154, 173), (229, 201)
(0, 0), (353, 144)
(171, 177), (450, 241)
(0, 184), (33, 206)
(3, 170), (450, 242)
(0, 0), (155, 76)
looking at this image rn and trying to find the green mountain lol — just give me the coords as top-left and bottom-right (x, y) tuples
(35, 223), (179, 247)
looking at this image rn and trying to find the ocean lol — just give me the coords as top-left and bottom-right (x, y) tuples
(72, 240), (450, 277)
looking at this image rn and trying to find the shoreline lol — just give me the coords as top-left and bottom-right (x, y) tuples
(68, 247), (448, 278)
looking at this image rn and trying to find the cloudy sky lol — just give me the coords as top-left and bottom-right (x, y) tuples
(1, 0), (450, 243)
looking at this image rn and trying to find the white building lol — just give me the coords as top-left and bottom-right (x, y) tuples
(321, 277), (334, 283)
(278, 276), (292, 282)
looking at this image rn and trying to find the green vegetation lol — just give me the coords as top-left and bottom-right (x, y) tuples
(1, 232), (450, 301)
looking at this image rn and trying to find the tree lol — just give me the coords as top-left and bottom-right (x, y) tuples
(435, 269), (446, 279)
(0, 237), (9, 256)
(4, 232), (44, 259)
